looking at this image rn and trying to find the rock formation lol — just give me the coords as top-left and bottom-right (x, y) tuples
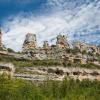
(23, 33), (37, 52)
(0, 29), (3, 50)
(56, 35), (69, 49)
(14, 67), (100, 81)
(43, 41), (50, 49)
(0, 29), (7, 51)
(73, 41), (99, 54)
(0, 63), (15, 78)
(21, 33), (99, 64)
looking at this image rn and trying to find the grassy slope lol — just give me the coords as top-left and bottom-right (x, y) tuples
(0, 77), (100, 100)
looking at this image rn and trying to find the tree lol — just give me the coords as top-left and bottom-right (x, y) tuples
(7, 48), (15, 53)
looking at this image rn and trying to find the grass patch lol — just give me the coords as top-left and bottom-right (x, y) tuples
(0, 77), (100, 100)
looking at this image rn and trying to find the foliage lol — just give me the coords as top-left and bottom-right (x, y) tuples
(80, 63), (100, 69)
(7, 48), (15, 53)
(0, 77), (100, 100)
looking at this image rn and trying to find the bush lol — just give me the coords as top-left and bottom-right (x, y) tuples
(7, 48), (15, 53)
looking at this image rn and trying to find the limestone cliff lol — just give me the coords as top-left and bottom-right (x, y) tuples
(23, 33), (37, 52)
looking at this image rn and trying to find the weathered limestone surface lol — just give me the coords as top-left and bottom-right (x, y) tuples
(14, 67), (100, 81)
(21, 33), (100, 65)
(0, 63), (15, 78)
(22, 34), (71, 59)
(56, 35), (69, 49)
(0, 29), (7, 51)
(23, 33), (37, 52)
(74, 41), (100, 54)
(0, 29), (2, 48)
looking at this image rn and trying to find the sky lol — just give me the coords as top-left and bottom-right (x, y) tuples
(0, 0), (100, 51)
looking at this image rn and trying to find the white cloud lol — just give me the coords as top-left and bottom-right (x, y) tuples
(2, 0), (100, 51)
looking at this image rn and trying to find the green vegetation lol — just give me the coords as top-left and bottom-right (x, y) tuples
(13, 59), (60, 68)
(64, 63), (100, 69)
(80, 63), (100, 69)
(0, 55), (100, 69)
(0, 55), (61, 67)
(96, 53), (100, 62)
(7, 48), (15, 53)
(0, 77), (100, 100)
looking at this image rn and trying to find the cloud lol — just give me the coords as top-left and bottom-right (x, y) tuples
(2, 0), (100, 51)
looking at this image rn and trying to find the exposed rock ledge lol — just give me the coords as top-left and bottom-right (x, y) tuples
(14, 66), (100, 81)
(0, 63), (15, 78)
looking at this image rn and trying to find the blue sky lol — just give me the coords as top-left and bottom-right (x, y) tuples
(0, 0), (48, 23)
(0, 0), (100, 51)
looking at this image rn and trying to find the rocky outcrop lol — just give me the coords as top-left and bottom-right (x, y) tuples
(14, 67), (100, 81)
(0, 63), (15, 78)
(0, 29), (6, 51)
(23, 33), (37, 52)
(0, 29), (2, 48)
(56, 35), (70, 49)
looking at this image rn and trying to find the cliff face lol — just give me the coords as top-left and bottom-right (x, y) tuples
(0, 29), (7, 51)
(0, 63), (15, 78)
(22, 33), (37, 52)
(14, 67), (100, 81)
(56, 35), (70, 49)
(0, 29), (3, 49)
